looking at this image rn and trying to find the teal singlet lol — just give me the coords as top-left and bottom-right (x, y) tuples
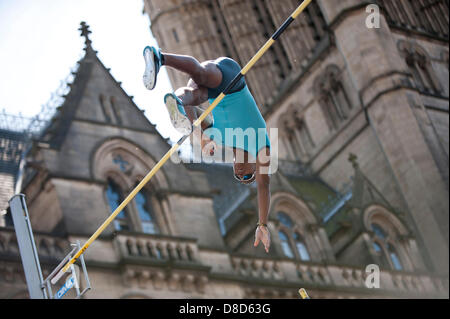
(204, 85), (270, 160)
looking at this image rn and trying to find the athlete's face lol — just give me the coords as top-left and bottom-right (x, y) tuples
(233, 161), (256, 185)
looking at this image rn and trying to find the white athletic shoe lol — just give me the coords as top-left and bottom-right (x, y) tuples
(143, 46), (162, 90)
(164, 93), (192, 136)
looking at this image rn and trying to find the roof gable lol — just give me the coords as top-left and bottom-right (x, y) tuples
(40, 22), (159, 150)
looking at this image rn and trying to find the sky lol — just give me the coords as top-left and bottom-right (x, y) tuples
(0, 0), (183, 142)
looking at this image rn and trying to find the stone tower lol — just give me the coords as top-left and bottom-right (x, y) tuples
(144, 0), (327, 112)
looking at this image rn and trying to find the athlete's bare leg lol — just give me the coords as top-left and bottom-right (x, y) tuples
(162, 53), (222, 89)
(161, 53), (222, 153)
(163, 53), (221, 130)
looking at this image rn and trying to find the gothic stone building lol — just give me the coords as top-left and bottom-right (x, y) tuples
(0, 0), (448, 298)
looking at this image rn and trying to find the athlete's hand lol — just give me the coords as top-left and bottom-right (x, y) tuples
(254, 226), (270, 253)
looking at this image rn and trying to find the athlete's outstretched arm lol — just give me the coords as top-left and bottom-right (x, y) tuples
(254, 147), (271, 253)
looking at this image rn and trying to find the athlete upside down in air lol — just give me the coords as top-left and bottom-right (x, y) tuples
(142, 46), (271, 253)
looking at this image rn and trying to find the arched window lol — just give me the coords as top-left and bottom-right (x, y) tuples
(99, 94), (112, 123)
(315, 65), (353, 131)
(135, 190), (159, 234)
(398, 41), (441, 94)
(278, 230), (294, 259)
(294, 233), (311, 261)
(371, 223), (403, 271)
(276, 211), (313, 261)
(406, 52), (438, 94)
(94, 138), (171, 237)
(281, 117), (302, 161)
(106, 178), (130, 231)
(99, 94), (122, 124)
(280, 111), (315, 161)
(295, 117), (315, 155)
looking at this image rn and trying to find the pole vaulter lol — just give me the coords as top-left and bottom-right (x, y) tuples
(54, 0), (313, 282)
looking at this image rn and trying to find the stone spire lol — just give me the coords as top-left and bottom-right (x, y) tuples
(79, 21), (92, 49)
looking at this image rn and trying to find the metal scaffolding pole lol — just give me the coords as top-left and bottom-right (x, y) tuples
(9, 194), (47, 299)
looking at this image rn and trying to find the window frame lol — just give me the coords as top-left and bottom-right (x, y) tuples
(370, 222), (404, 271)
(134, 187), (160, 235)
(105, 177), (132, 232)
(276, 211), (312, 262)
